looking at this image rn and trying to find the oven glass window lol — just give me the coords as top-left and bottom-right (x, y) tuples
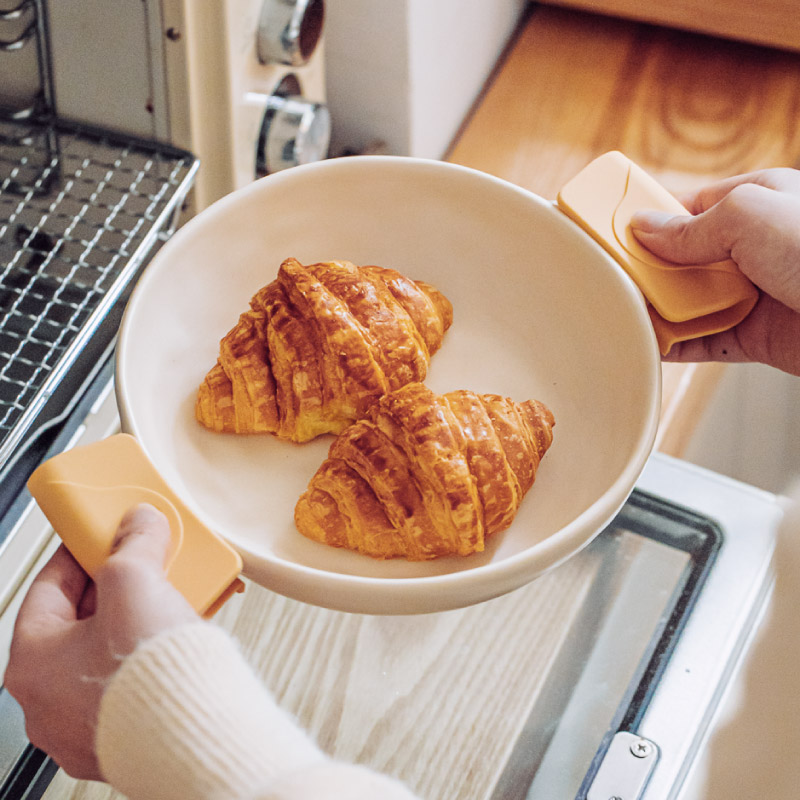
(492, 492), (719, 800)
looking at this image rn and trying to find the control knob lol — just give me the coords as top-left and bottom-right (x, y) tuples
(256, 0), (324, 66)
(256, 92), (331, 176)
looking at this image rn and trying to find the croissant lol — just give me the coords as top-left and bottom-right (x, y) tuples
(294, 383), (555, 560)
(196, 258), (453, 442)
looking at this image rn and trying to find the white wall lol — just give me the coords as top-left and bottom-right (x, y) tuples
(684, 363), (800, 494)
(323, 0), (529, 158)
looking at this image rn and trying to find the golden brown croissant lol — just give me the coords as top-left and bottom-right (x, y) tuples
(294, 383), (555, 560)
(196, 258), (453, 442)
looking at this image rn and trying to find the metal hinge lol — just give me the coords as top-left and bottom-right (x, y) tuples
(586, 732), (659, 800)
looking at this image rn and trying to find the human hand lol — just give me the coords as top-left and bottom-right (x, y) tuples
(630, 168), (800, 376)
(3, 504), (198, 781)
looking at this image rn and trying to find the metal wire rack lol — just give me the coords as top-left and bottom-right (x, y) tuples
(0, 117), (197, 467)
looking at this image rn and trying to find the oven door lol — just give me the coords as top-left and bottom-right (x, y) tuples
(495, 453), (779, 800)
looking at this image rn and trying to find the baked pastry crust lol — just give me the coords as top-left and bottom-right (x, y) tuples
(294, 383), (555, 560)
(196, 258), (453, 442)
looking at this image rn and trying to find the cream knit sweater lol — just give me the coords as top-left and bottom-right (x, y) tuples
(96, 622), (419, 800)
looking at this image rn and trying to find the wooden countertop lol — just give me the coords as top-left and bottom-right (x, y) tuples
(42, 7), (800, 800)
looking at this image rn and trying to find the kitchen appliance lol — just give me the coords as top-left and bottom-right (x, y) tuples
(0, 5), (784, 800)
(15, 0), (330, 213)
(0, 115), (196, 797)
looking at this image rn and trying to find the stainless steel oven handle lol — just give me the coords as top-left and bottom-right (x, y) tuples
(0, 685), (29, 785)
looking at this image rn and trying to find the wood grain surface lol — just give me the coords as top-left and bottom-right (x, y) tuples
(540, 0), (800, 53)
(41, 7), (800, 800)
(447, 6), (800, 195)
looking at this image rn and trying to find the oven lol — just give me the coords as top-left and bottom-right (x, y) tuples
(0, 111), (198, 797)
(0, 3), (787, 799)
(3, 0), (330, 214)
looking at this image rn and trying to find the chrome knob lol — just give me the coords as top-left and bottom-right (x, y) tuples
(256, 0), (324, 66)
(256, 94), (331, 176)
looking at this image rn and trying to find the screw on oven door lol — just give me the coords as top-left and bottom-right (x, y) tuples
(630, 738), (655, 759)
(257, 0), (325, 66)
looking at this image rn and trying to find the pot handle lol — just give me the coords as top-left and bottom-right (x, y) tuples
(556, 151), (758, 356)
(27, 434), (244, 618)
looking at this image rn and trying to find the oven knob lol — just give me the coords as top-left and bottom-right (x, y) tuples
(256, 0), (325, 66)
(256, 95), (331, 176)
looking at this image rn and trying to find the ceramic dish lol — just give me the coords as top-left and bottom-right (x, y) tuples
(116, 156), (661, 614)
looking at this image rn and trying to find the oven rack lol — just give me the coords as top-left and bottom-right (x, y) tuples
(0, 116), (197, 471)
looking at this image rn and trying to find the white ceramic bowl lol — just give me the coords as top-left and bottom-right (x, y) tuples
(116, 156), (661, 615)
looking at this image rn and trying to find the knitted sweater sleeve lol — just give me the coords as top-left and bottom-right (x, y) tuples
(96, 621), (419, 800)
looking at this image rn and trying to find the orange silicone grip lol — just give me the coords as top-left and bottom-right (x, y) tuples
(27, 433), (244, 617)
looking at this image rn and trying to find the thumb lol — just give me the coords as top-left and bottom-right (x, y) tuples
(630, 182), (786, 268)
(109, 503), (173, 570)
(95, 503), (197, 654)
(74, 505), (173, 621)
(629, 208), (735, 266)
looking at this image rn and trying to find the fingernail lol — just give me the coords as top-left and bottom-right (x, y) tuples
(630, 209), (674, 232)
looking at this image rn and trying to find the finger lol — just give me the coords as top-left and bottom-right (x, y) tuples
(109, 503), (172, 570)
(629, 207), (734, 265)
(678, 168), (800, 214)
(630, 182), (779, 266)
(14, 546), (90, 630)
(94, 504), (197, 654)
(94, 503), (194, 634)
(76, 582), (97, 620)
(662, 296), (800, 377)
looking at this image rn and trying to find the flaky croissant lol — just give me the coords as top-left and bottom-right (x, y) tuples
(196, 258), (453, 442)
(294, 383), (555, 560)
